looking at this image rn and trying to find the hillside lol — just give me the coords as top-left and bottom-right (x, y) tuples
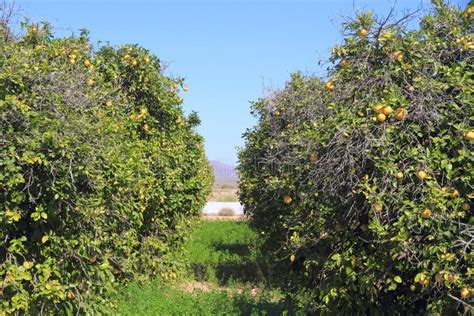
(209, 160), (238, 181)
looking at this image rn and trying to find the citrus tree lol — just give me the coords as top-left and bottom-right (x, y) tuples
(0, 21), (212, 314)
(239, 1), (473, 313)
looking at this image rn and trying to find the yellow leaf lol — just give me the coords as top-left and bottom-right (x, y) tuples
(5, 210), (20, 222)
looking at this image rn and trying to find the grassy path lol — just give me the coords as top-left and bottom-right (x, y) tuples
(115, 220), (294, 315)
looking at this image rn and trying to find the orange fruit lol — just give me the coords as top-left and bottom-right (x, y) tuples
(144, 56), (151, 63)
(461, 203), (470, 211)
(284, 195), (293, 205)
(310, 153), (318, 162)
(67, 291), (75, 300)
(464, 131), (474, 140)
(86, 79), (94, 86)
(83, 59), (91, 67)
(451, 189), (460, 198)
(393, 51), (404, 62)
(357, 28), (368, 37)
(69, 58), (76, 64)
(416, 170), (428, 180)
(23, 261), (33, 270)
(395, 108), (408, 120)
(374, 104), (385, 113)
(325, 81), (334, 91)
(421, 208), (432, 219)
(340, 59), (349, 67)
(461, 287), (471, 299)
(382, 106), (393, 115)
(396, 172), (404, 180)
(377, 113), (386, 122)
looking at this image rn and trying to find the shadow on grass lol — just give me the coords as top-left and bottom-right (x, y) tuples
(213, 242), (251, 256)
(191, 263), (209, 281)
(215, 262), (261, 285)
(231, 295), (297, 315)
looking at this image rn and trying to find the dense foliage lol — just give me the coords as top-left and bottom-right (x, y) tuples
(0, 22), (212, 314)
(239, 1), (473, 313)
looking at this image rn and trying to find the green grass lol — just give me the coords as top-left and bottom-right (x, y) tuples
(186, 221), (258, 284)
(114, 221), (296, 315)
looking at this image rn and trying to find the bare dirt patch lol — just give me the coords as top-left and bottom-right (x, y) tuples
(180, 281), (260, 299)
(180, 281), (213, 293)
(202, 214), (246, 221)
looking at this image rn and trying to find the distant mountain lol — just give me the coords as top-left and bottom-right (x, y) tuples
(209, 160), (238, 181)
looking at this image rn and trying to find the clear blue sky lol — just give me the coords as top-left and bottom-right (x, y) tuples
(15, 0), (468, 164)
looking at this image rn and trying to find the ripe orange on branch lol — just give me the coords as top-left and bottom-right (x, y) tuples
(392, 51), (404, 62)
(416, 170), (429, 180)
(382, 106), (393, 115)
(325, 81), (334, 91)
(283, 195), (293, 205)
(464, 130), (474, 140)
(377, 113), (386, 122)
(374, 104), (385, 113)
(421, 208), (432, 219)
(451, 189), (460, 198)
(395, 108), (408, 120)
(461, 287), (471, 299)
(357, 28), (368, 37)
(67, 291), (75, 300)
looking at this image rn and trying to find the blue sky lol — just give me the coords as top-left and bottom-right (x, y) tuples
(15, 0), (468, 164)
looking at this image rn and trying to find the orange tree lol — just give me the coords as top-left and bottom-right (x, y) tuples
(0, 22), (212, 314)
(239, 1), (473, 313)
